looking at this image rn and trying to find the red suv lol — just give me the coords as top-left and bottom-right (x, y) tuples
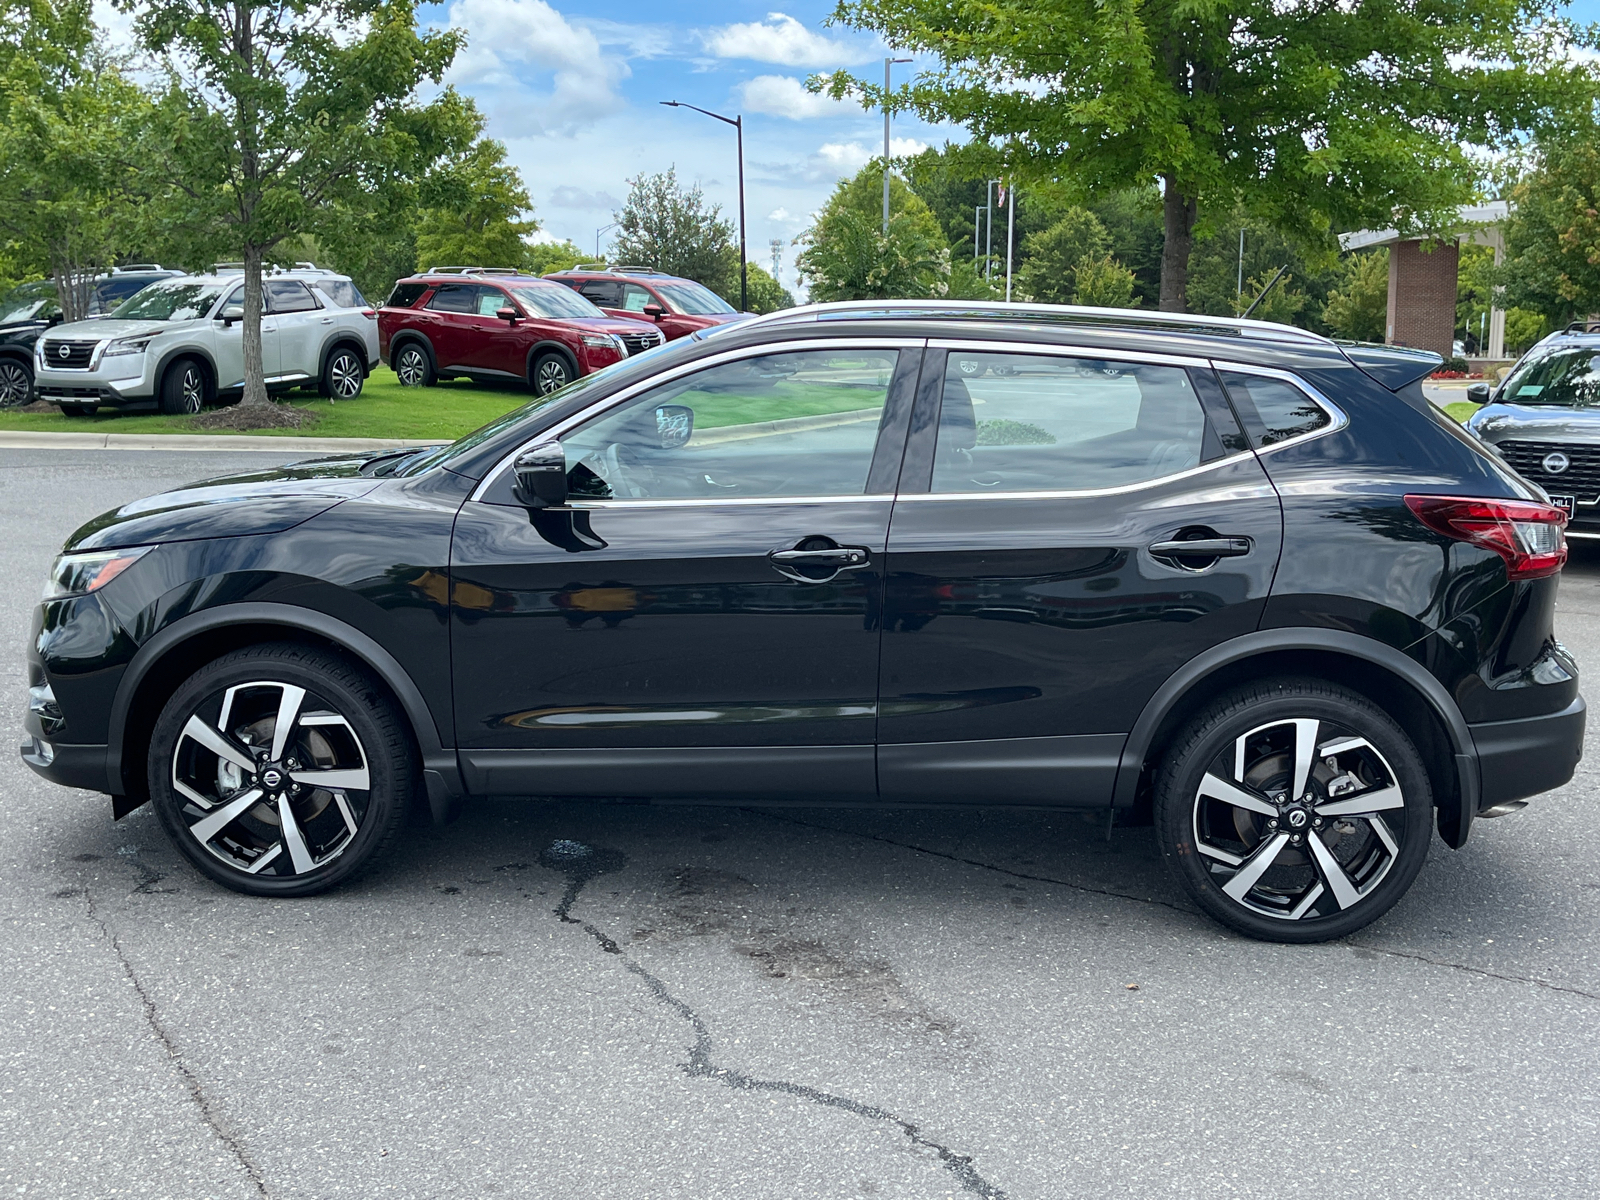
(544, 267), (749, 342)
(379, 269), (664, 395)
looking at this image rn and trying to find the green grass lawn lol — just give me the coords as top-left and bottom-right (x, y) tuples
(1443, 401), (1479, 423)
(0, 368), (536, 440)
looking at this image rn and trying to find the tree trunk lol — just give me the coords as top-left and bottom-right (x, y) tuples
(239, 242), (269, 408)
(1159, 174), (1197, 313)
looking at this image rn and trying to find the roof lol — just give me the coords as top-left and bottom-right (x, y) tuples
(1339, 202), (1510, 253)
(547, 266), (688, 281)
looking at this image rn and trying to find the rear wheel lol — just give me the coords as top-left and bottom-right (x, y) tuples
(320, 348), (365, 399)
(1154, 679), (1433, 943)
(159, 359), (206, 415)
(0, 358), (32, 406)
(393, 343), (434, 387)
(531, 351), (573, 395)
(148, 643), (416, 897)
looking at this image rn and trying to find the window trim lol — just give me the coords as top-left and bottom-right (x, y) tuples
(1206, 360), (1348, 454)
(469, 337), (928, 504)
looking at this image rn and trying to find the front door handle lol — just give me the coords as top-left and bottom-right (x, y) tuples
(1148, 536), (1251, 557)
(768, 541), (871, 583)
(320, 317), (335, 325)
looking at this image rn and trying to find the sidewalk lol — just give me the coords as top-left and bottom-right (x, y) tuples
(0, 431), (441, 453)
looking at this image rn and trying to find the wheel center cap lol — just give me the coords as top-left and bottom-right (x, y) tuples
(1286, 807), (1309, 829)
(259, 764), (285, 790)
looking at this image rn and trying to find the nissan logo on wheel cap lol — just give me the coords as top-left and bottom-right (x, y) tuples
(1543, 451), (1571, 474)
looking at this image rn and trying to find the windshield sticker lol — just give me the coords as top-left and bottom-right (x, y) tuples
(1517, 385), (1545, 396)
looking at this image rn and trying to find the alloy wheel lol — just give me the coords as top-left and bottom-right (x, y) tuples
(170, 680), (373, 878)
(536, 358), (570, 394)
(328, 352), (363, 399)
(396, 347), (428, 386)
(179, 365), (203, 414)
(1190, 716), (1406, 923)
(0, 361), (30, 407)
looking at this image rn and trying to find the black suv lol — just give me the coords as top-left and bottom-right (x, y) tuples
(0, 268), (184, 405)
(20, 302), (1584, 942)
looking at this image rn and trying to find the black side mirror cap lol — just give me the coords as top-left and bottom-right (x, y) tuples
(1466, 382), (1492, 405)
(497, 306), (519, 323)
(514, 440), (568, 508)
(642, 304), (665, 320)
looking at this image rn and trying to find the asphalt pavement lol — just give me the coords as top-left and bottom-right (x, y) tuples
(2, 449), (1597, 1200)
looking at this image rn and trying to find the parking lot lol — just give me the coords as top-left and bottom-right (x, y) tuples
(3, 447), (1598, 1200)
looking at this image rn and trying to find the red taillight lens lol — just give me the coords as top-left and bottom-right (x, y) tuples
(361, 308), (376, 320)
(1404, 495), (1568, 580)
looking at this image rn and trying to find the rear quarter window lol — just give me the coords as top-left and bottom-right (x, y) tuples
(386, 282), (428, 308)
(1218, 371), (1332, 447)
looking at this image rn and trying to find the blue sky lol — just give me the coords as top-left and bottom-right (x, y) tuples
(409, 1), (945, 291)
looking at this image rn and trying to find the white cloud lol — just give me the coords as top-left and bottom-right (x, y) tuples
(705, 13), (875, 67)
(549, 185), (620, 210)
(445, 0), (629, 135)
(575, 17), (677, 59)
(768, 207), (793, 222)
(738, 74), (862, 120)
(816, 137), (928, 170)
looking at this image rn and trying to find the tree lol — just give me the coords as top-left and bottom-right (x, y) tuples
(1500, 126), (1600, 325)
(611, 167), (738, 298)
(0, 0), (151, 320)
(795, 163), (950, 301)
(414, 136), (537, 272)
(1014, 209), (1111, 304)
(525, 239), (587, 276)
(825, 0), (1592, 312)
(1071, 254), (1138, 309)
(743, 262), (794, 314)
(130, 0), (465, 419)
(1323, 250), (1390, 343)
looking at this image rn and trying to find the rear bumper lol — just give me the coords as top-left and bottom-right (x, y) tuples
(1470, 695), (1586, 811)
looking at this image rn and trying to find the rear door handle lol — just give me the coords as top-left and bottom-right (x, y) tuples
(768, 543), (871, 583)
(1149, 537), (1252, 557)
(320, 317), (335, 325)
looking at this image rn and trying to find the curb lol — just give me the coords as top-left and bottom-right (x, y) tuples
(0, 431), (443, 453)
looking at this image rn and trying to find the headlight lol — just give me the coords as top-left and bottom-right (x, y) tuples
(103, 335), (154, 358)
(43, 546), (152, 600)
(580, 333), (620, 351)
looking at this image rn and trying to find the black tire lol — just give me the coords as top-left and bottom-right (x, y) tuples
(0, 357), (32, 407)
(393, 342), (434, 387)
(159, 358), (207, 415)
(530, 351), (573, 395)
(147, 643), (416, 897)
(319, 347), (365, 400)
(1154, 678), (1433, 943)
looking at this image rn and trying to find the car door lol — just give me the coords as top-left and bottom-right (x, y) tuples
(462, 285), (525, 377)
(877, 344), (1283, 806)
(264, 280), (322, 382)
(421, 283), (478, 369)
(209, 284), (273, 389)
(449, 340), (922, 801)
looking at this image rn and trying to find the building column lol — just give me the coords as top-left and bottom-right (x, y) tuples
(1386, 239), (1460, 360)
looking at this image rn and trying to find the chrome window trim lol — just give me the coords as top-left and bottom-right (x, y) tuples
(469, 337), (926, 503)
(569, 495), (897, 510)
(930, 338), (1214, 371)
(894, 449), (1261, 503)
(1206, 359), (1349, 454)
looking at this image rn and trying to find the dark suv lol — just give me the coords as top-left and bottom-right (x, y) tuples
(0, 268), (184, 406)
(545, 266), (748, 342)
(21, 302), (1583, 942)
(380, 268), (664, 395)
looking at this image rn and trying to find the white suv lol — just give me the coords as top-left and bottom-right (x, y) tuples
(33, 267), (379, 415)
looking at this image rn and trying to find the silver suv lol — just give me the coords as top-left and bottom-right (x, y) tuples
(34, 266), (379, 415)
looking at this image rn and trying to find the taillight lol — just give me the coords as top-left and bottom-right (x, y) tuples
(1404, 495), (1568, 580)
(361, 308), (376, 320)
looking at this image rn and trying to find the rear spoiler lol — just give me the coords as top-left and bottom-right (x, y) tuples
(1338, 341), (1443, 391)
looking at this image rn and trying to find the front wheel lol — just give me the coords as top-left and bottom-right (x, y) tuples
(320, 348), (365, 400)
(1155, 678), (1433, 943)
(148, 643), (416, 897)
(531, 351), (573, 395)
(393, 343), (434, 387)
(159, 359), (206, 415)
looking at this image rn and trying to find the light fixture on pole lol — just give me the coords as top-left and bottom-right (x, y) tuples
(882, 57), (913, 235)
(596, 222), (617, 262)
(661, 100), (748, 313)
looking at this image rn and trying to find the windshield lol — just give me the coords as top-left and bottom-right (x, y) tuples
(1499, 346), (1600, 407)
(510, 284), (606, 320)
(0, 282), (58, 325)
(111, 281), (226, 322)
(654, 280), (736, 316)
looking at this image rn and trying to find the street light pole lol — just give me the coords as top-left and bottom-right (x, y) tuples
(596, 222), (617, 261)
(660, 100), (748, 312)
(882, 57), (912, 235)
(985, 179), (1000, 281)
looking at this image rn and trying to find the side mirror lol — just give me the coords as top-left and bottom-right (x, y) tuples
(219, 305), (244, 327)
(514, 440), (568, 508)
(46, 312), (64, 327)
(496, 306), (519, 324)
(642, 304), (665, 320)
(1466, 382), (1492, 405)
(654, 404), (693, 449)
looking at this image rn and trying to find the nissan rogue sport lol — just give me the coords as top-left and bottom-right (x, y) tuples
(20, 301), (1583, 942)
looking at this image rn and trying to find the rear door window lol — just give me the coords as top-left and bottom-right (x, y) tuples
(265, 280), (319, 314)
(931, 351), (1213, 493)
(426, 283), (478, 314)
(578, 280), (621, 307)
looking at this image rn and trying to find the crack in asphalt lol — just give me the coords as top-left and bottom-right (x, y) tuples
(758, 813), (1600, 1003)
(536, 839), (1008, 1200)
(80, 883), (270, 1199)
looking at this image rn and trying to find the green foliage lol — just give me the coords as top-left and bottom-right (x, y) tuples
(611, 167), (739, 297)
(1072, 253), (1138, 308)
(827, 0), (1596, 310)
(742, 262), (795, 314)
(945, 257), (1001, 301)
(1235, 270), (1306, 325)
(796, 163), (950, 301)
(130, 0), (467, 407)
(414, 137), (537, 272)
(975, 418), (1054, 445)
(1500, 126), (1600, 325)
(525, 239), (587, 277)
(1324, 250), (1390, 343)
(1015, 209), (1109, 304)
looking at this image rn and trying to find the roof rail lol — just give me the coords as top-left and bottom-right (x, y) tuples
(609, 265), (669, 276)
(1563, 321), (1600, 334)
(112, 264), (166, 273)
(737, 298), (1335, 346)
(423, 265), (522, 276)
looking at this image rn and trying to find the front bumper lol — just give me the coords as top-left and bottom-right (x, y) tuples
(35, 365), (156, 409)
(19, 733), (111, 792)
(1470, 694), (1586, 812)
